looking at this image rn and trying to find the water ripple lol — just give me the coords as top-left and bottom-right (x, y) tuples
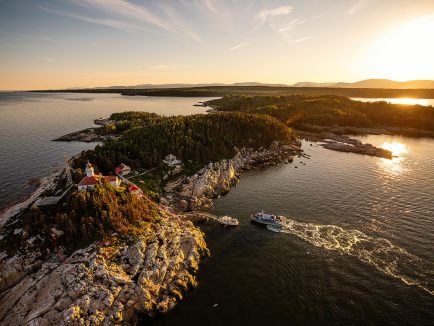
(277, 217), (434, 295)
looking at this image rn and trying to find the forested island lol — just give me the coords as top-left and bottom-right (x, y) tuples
(32, 85), (434, 99)
(203, 94), (434, 140)
(76, 111), (295, 172)
(205, 94), (434, 132)
(0, 111), (300, 324)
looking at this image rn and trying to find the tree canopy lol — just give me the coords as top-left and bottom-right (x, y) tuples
(206, 95), (434, 131)
(76, 111), (295, 173)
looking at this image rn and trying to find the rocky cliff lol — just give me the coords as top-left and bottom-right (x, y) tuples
(0, 216), (208, 325)
(161, 141), (303, 211)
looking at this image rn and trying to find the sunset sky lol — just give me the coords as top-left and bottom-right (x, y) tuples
(1, 0), (434, 90)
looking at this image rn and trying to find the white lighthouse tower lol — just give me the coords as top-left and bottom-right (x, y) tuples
(85, 161), (95, 177)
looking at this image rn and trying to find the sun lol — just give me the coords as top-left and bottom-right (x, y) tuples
(363, 15), (434, 81)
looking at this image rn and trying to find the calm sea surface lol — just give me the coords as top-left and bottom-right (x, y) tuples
(351, 97), (434, 106)
(0, 92), (209, 209)
(153, 137), (434, 325)
(0, 92), (433, 325)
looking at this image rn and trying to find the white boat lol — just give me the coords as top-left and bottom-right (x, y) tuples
(218, 215), (239, 226)
(251, 211), (284, 227)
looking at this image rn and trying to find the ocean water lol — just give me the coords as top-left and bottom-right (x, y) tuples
(0, 92), (432, 325)
(351, 97), (434, 106)
(153, 136), (434, 325)
(0, 92), (209, 209)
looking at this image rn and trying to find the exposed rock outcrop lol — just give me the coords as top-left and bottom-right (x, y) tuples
(163, 141), (303, 211)
(0, 216), (208, 325)
(53, 128), (117, 143)
(296, 130), (393, 159)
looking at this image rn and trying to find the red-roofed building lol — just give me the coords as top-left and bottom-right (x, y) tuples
(78, 162), (120, 191)
(115, 163), (131, 176)
(128, 185), (142, 197)
(103, 176), (121, 188)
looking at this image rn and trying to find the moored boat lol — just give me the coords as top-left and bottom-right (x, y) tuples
(219, 215), (239, 226)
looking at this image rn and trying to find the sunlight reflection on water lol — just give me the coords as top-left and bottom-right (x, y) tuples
(379, 141), (408, 175)
(352, 98), (433, 106)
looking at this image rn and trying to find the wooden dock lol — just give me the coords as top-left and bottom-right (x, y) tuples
(183, 211), (221, 223)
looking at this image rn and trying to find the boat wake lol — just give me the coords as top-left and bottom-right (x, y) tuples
(276, 217), (434, 295)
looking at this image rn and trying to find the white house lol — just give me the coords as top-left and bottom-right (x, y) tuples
(115, 163), (131, 176)
(78, 162), (120, 191)
(163, 154), (181, 167)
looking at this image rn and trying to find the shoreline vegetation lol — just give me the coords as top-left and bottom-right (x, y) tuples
(55, 92), (434, 158)
(0, 111), (300, 324)
(30, 85), (434, 99)
(204, 94), (434, 157)
(204, 94), (434, 133)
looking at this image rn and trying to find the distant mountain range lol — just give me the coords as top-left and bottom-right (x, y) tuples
(90, 82), (289, 90)
(332, 79), (434, 89)
(280, 79), (434, 89)
(84, 79), (434, 90)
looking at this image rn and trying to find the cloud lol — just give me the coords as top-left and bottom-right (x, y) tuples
(147, 64), (192, 71)
(73, 0), (171, 30)
(279, 18), (305, 32)
(179, 0), (224, 17)
(43, 1), (202, 41)
(38, 56), (58, 62)
(258, 5), (293, 22)
(348, 1), (366, 15)
(293, 36), (313, 43)
(40, 6), (146, 31)
(230, 42), (247, 50)
(204, 0), (220, 14)
(159, 3), (203, 42)
(0, 31), (63, 43)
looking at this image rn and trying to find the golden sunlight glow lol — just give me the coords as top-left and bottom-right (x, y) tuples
(364, 15), (434, 81)
(382, 141), (407, 157)
(379, 141), (408, 175)
(386, 98), (430, 106)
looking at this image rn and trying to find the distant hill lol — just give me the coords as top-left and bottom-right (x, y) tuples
(87, 79), (434, 90)
(92, 83), (224, 90)
(91, 82), (288, 90)
(333, 79), (434, 89)
(292, 82), (337, 87)
(329, 79), (434, 89)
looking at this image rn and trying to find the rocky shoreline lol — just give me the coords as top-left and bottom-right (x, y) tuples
(0, 168), (210, 324)
(0, 215), (208, 325)
(161, 140), (303, 212)
(0, 138), (303, 325)
(314, 126), (434, 138)
(53, 128), (117, 143)
(295, 130), (393, 159)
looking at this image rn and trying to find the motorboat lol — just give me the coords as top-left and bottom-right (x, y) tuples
(218, 215), (239, 226)
(251, 211), (284, 227)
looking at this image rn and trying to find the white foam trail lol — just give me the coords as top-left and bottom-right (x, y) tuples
(277, 217), (434, 295)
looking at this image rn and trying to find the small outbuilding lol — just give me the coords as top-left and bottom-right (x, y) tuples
(128, 185), (142, 197)
(115, 163), (131, 176)
(163, 154), (181, 167)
